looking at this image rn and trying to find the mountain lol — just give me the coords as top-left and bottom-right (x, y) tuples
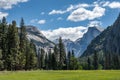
(73, 26), (103, 57)
(26, 25), (55, 53)
(53, 26), (103, 57)
(82, 14), (120, 57)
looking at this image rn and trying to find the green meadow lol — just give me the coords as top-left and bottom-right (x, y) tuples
(0, 70), (119, 80)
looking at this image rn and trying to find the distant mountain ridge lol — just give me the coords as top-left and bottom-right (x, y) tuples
(26, 25), (103, 57)
(54, 26), (103, 57)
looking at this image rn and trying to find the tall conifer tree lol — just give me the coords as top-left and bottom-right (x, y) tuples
(93, 51), (99, 70)
(58, 37), (66, 69)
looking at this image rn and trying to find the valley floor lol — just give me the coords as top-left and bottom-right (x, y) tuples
(0, 70), (120, 80)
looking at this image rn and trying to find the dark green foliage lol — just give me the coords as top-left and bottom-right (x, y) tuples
(19, 18), (27, 70)
(37, 48), (41, 69)
(104, 53), (111, 69)
(104, 53), (120, 70)
(53, 45), (59, 70)
(20, 18), (26, 53)
(48, 49), (52, 70)
(1, 17), (7, 69)
(113, 54), (120, 69)
(69, 57), (79, 70)
(40, 48), (45, 69)
(29, 42), (37, 69)
(52, 52), (57, 70)
(0, 17), (37, 71)
(0, 49), (4, 70)
(67, 50), (79, 70)
(87, 57), (92, 70)
(25, 40), (37, 70)
(72, 50), (75, 57)
(93, 51), (99, 70)
(6, 21), (20, 70)
(67, 51), (71, 70)
(44, 53), (48, 70)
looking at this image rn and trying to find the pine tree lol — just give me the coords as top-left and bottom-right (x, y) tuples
(48, 49), (52, 70)
(67, 51), (71, 70)
(19, 18), (26, 69)
(17, 51), (26, 70)
(0, 21), (2, 49)
(1, 17), (8, 69)
(53, 45), (59, 70)
(38, 48), (41, 69)
(69, 50), (79, 70)
(0, 49), (4, 70)
(113, 54), (120, 69)
(58, 37), (66, 69)
(72, 50), (75, 57)
(19, 18), (26, 54)
(52, 53), (57, 70)
(0, 21), (4, 70)
(93, 51), (99, 70)
(29, 42), (37, 69)
(70, 57), (79, 70)
(25, 41), (37, 70)
(6, 24), (13, 70)
(45, 53), (48, 70)
(104, 53), (108, 69)
(87, 57), (91, 70)
(25, 41), (30, 70)
(6, 21), (20, 70)
(40, 48), (45, 69)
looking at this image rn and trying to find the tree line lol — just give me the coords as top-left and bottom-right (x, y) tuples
(83, 51), (120, 70)
(37, 37), (80, 70)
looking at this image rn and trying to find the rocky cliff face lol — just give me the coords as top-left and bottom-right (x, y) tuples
(73, 26), (103, 57)
(26, 26), (54, 54)
(82, 14), (120, 57)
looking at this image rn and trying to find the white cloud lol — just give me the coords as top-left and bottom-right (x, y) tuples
(49, 10), (65, 15)
(42, 26), (87, 41)
(102, 1), (110, 7)
(38, 20), (46, 24)
(49, 3), (89, 15)
(0, 12), (8, 19)
(96, 1), (120, 9)
(67, 6), (105, 22)
(48, 1), (120, 22)
(107, 2), (120, 8)
(88, 21), (102, 27)
(0, 0), (28, 10)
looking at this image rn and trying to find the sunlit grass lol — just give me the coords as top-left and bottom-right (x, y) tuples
(0, 70), (119, 80)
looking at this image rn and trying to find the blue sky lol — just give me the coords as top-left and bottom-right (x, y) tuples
(0, 0), (120, 41)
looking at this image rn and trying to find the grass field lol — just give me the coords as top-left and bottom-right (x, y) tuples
(0, 70), (120, 80)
